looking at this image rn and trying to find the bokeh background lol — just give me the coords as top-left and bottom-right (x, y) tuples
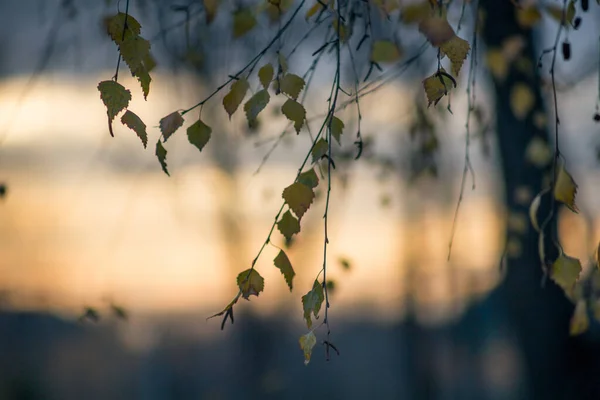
(1, 0), (600, 399)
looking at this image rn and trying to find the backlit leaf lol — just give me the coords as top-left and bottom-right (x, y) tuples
(119, 35), (153, 99)
(281, 99), (306, 133)
(302, 280), (324, 328)
(299, 331), (317, 365)
(105, 13), (141, 44)
(510, 83), (535, 120)
(282, 182), (315, 220)
(98, 80), (131, 134)
(422, 69), (455, 107)
(155, 140), (169, 176)
(244, 89), (270, 124)
(440, 35), (470, 76)
(237, 269), (264, 299)
(159, 111), (184, 141)
(258, 63), (274, 89)
(554, 163), (578, 212)
(187, 119), (212, 152)
(233, 9), (257, 38)
(277, 210), (300, 240)
(370, 40), (401, 63)
(551, 252), (582, 292)
(418, 16), (455, 46)
(305, 1), (324, 19)
(311, 138), (329, 164)
(223, 78), (249, 118)
(120, 110), (147, 148)
(298, 168), (319, 189)
(328, 116), (344, 145)
(274, 250), (295, 291)
(570, 300), (589, 336)
(280, 74), (305, 100)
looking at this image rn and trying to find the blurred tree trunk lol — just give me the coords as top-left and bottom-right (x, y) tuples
(479, 1), (600, 398)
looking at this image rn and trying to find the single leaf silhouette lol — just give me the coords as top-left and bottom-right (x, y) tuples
(328, 116), (344, 145)
(551, 252), (582, 291)
(274, 250), (295, 291)
(370, 40), (401, 63)
(311, 138), (329, 164)
(223, 78), (249, 118)
(155, 140), (169, 176)
(298, 168), (319, 189)
(121, 110), (147, 148)
(233, 9), (257, 38)
(554, 163), (578, 212)
(299, 331), (317, 365)
(440, 35), (470, 76)
(244, 89), (270, 124)
(277, 210), (301, 240)
(282, 182), (315, 220)
(282, 99), (306, 133)
(237, 269), (264, 299)
(422, 69), (455, 107)
(98, 80), (131, 136)
(105, 13), (141, 45)
(280, 74), (305, 100)
(119, 35), (153, 99)
(302, 280), (324, 328)
(187, 119), (212, 152)
(160, 111), (184, 141)
(258, 63), (274, 89)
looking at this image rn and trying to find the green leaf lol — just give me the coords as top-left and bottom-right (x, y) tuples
(282, 182), (315, 220)
(299, 331), (317, 365)
(282, 99), (306, 133)
(258, 63), (274, 89)
(187, 119), (212, 152)
(159, 111), (184, 141)
(551, 253), (582, 292)
(328, 116), (344, 145)
(311, 138), (329, 164)
(274, 250), (295, 291)
(298, 168), (319, 189)
(280, 74), (305, 100)
(554, 163), (578, 212)
(155, 140), (169, 176)
(233, 9), (257, 38)
(120, 110), (147, 148)
(119, 35), (153, 99)
(244, 89), (270, 125)
(302, 280), (324, 328)
(370, 40), (401, 63)
(236, 269), (264, 299)
(223, 78), (249, 118)
(277, 210), (301, 241)
(97, 80), (131, 132)
(105, 13), (141, 45)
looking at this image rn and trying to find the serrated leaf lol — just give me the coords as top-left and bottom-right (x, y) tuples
(282, 99), (306, 133)
(510, 83), (535, 120)
(187, 119), (212, 152)
(233, 9), (256, 38)
(422, 69), (455, 107)
(280, 74), (305, 100)
(282, 182), (315, 220)
(328, 116), (344, 145)
(298, 168), (319, 189)
(551, 252), (582, 292)
(244, 89), (270, 124)
(155, 140), (169, 176)
(440, 35), (470, 76)
(274, 250), (295, 291)
(258, 63), (274, 89)
(160, 111), (184, 141)
(302, 280), (324, 328)
(277, 210), (301, 240)
(105, 12), (141, 45)
(119, 35), (153, 98)
(223, 78), (249, 118)
(299, 331), (317, 365)
(370, 40), (401, 63)
(570, 300), (589, 336)
(554, 163), (578, 212)
(311, 138), (329, 164)
(418, 16), (455, 46)
(237, 268), (264, 299)
(97, 80), (131, 133)
(121, 110), (147, 148)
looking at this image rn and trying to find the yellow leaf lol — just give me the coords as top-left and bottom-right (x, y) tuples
(418, 16), (455, 46)
(311, 138), (329, 164)
(281, 99), (306, 133)
(223, 78), (249, 118)
(280, 74), (306, 100)
(554, 163), (578, 212)
(203, 0), (220, 23)
(97, 80), (131, 129)
(121, 110), (147, 148)
(274, 250), (295, 291)
(570, 300), (589, 336)
(509, 83), (535, 120)
(332, 19), (348, 42)
(440, 35), (470, 76)
(298, 168), (319, 189)
(244, 89), (270, 124)
(305, 0), (325, 19)
(328, 116), (344, 145)
(155, 140), (169, 176)
(551, 252), (582, 292)
(282, 182), (315, 220)
(258, 63), (274, 89)
(400, 1), (433, 24)
(302, 280), (324, 328)
(370, 40), (401, 63)
(277, 210), (300, 241)
(486, 49), (509, 81)
(525, 137), (552, 168)
(299, 331), (317, 365)
(233, 9), (257, 38)
(159, 111), (184, 141)
(516, 6), (541, 28)
(422, 69), (455, 107)
(236, 269), (264, 299)
(187, 118), (212, 152)
(105, 13), (141, 45)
